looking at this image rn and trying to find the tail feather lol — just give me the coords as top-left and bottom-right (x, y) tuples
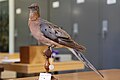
(68, 48), (104, 79)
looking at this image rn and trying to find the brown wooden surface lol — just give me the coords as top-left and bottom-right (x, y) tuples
(20, 46), (48, 64)
(6, 69), (120, 80)
(0, 61), (84, 74)
(0, 53), (19, 60)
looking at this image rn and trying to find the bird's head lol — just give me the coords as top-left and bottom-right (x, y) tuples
(28, 3), (39, 12)
(28, 3), (40, 21)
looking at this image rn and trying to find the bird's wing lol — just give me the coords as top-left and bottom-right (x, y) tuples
(40, 19), (85, 52)
(41, 19), (71, 38)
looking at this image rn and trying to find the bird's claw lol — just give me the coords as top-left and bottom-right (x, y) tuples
(44, 46), (52, 58)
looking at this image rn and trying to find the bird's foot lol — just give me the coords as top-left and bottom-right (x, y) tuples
(44, 46), (52, 58)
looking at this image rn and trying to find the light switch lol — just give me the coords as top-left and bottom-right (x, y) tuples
(102, 20), (108, 32)
(76, 0), (85, 4)
(102, 20), (108, 39)
(52, 1), (59, 8)
(16, 8), (22, 14)
(107, 0), (116, 5)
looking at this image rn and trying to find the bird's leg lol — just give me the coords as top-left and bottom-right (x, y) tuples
(44, 58), (50, 73)
(44, 46), (58, 80)
(44, 46), (52, 73)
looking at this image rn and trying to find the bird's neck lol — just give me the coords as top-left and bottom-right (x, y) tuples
(29, 11), (40, 21)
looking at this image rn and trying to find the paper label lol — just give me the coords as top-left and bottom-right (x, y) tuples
(39, 73), (51, 80)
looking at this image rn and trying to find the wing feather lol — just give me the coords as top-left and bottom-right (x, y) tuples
(40, 19), (86, 52)
(40, 19), (71, 40)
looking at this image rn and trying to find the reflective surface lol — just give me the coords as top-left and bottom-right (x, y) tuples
(0, 1), (9, 52)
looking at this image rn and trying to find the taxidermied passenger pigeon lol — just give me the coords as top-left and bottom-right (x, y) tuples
(28, 3), (104, 78)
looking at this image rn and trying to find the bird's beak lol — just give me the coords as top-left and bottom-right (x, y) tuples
(28, 6), (32, 9)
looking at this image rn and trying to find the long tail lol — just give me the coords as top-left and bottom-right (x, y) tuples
(68, 48), (104, 79)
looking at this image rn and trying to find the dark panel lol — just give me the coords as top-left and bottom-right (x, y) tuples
(71, 0), (101, 69)
(100, 0), (120, 69)
(0, 1), (9, 52)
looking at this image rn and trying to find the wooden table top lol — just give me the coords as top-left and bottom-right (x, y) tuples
(0, 61), (84, 74)
(6, 69), (120, 80)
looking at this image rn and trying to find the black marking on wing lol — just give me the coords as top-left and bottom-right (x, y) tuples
(40, 22), (73, 45)
(40, 23), (58, 42)
(40, 19), (78, 48)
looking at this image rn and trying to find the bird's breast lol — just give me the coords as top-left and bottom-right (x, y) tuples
(28, 20), (64, 48)
(29, 20), (42, 40)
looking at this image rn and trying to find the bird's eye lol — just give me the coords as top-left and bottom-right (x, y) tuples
(34, 6), (38, 9)
(55, 31), (58, 34)
(45, 29), (47, 31)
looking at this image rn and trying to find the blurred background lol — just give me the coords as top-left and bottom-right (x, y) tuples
(0, 0), (120, 70)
